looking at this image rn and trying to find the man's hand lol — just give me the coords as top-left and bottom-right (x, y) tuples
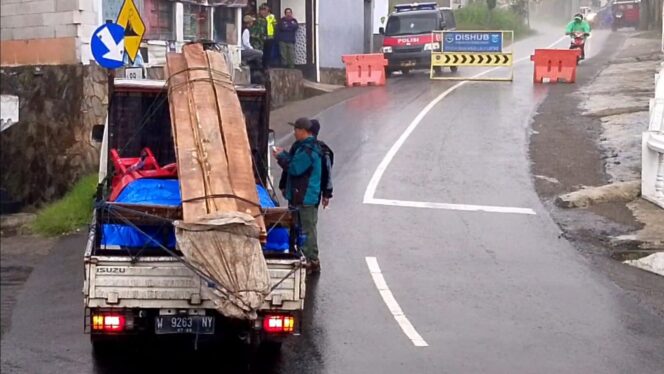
(272, 146), (284, 157)
(322, 197), (330, 208)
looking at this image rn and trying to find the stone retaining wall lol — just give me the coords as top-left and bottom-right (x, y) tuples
(320, 68), (347, 86)
(0, 64), (107, 207)
(0, 64), (307, 207)
(269, 68), (303, 108)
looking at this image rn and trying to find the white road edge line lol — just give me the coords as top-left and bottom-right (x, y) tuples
(362, 36), (568, 214)
(370, 198), (536, 215)
(365, 256), (429, 347)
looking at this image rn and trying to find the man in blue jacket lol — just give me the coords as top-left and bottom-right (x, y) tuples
(277, 8), (298, 68)
(273, 117), (322, 272)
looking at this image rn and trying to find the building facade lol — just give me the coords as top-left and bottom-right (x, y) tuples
(1, 0), (101, 65)
(1, 0), (371, 83)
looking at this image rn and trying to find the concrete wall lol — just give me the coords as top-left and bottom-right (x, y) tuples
(268, 68), (303, 108)
(0, 64), (107, 206)
(0, 0), (100, 65)
(319, 0), (365, 68)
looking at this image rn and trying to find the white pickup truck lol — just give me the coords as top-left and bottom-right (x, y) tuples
(83, 78), (306, 352)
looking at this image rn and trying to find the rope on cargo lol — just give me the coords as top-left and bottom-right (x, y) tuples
(268, 263), (304, 293)
(252, 153), (280, 206)
(102, 201), (303, 260)
(166, 67), (235, 94)
(101, 203), (256, 314)
(97, 202), (305, 296)
(181, 193), (263, 208)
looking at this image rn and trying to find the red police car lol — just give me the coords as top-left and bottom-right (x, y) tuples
(379, 2), (457, 76)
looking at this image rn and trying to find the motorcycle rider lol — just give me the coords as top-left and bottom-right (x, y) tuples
(566, 13), (591, 60)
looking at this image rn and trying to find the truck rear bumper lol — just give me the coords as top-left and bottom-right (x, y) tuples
(86, 307), (302, 340)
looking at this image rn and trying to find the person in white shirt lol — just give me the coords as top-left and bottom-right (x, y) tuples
(242, 15), (263, 65)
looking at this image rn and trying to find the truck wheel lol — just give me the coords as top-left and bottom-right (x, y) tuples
(260, 339), (283, 354)
(91, 337), (117, 357)
(450, 66), (458, 73)
(385, 67), (392, 78)
(401, 68), (411, 75)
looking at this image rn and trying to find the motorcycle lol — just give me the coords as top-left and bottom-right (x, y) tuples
(569, 32), (588, 63)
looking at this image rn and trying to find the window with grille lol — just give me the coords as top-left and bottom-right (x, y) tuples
(143, 0), (175, 40)
(102, 0), (174, 41)
(213, 6), (236, 43)
(184, 4), (211, 41)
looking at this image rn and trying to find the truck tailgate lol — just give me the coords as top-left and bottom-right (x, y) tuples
(84, 256), (305, 311)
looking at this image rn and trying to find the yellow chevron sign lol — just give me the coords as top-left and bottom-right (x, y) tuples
(431, 52), (513, 67)
(116, 0), (145, 62)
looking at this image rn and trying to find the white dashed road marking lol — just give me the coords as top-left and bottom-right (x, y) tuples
(366, 257), (429, 347)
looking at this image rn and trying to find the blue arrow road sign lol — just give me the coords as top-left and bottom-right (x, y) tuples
(91, 22), (125, 69)
(442, 31), (503, 53)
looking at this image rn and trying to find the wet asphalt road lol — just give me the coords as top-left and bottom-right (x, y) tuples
(2, 28), (664, 373)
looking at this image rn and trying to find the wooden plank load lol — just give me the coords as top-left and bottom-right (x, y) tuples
(165, 43), (265, 235)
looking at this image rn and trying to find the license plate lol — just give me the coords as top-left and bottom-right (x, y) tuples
(401, 60), (416, 67)
(154, 315), (215, 335)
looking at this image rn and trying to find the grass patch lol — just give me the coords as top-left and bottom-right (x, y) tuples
(454, 3), (531, 39)
(33, 174), (98, 236)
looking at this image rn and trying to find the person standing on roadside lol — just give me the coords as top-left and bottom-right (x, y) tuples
(259, 3), (277, 67)
(278, 119), (334, 208)
(272, 118), (322, 273)
(277, 8), (298, 68)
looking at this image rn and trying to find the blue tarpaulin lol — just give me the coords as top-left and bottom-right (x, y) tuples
(102, 224), (176, 248)
(102, 180), (292, 253)
(102, 179), (181, 249)
(256, 185), (290, 253)
(115, 179), (181, 206)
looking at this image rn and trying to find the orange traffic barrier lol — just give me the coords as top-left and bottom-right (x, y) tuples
(341, 53), (388, 87)
(530, 49), (581, 84)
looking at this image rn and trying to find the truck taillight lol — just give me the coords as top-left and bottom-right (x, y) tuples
(92, 313), (125, 332)
(263, 315), (295, 334)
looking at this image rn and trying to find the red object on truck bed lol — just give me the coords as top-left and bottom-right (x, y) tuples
(109, 147), (178, 201)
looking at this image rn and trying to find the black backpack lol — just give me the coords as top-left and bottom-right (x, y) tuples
(318, 140), (334, 199)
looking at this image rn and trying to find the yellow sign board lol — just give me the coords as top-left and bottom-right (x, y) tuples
(431, 52), (513, 67)
(116, 0), (145, 62)
(430, 30), (514, 82)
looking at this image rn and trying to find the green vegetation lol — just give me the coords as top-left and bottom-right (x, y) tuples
(33, 174), (98, 236)
(385, 1), (531, 39)
(454, 3), (531, 38)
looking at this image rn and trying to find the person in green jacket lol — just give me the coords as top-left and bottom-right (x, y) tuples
(250, 15), (266, 51)
(566, 13), (591, 59)
(272, 117), (323, 273)
(565, 13), (592, 34)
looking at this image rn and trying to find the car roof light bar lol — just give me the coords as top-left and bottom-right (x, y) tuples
(394, 2), (438, 12)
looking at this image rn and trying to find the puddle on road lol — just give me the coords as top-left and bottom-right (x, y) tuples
(1, 265), (33, 338)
